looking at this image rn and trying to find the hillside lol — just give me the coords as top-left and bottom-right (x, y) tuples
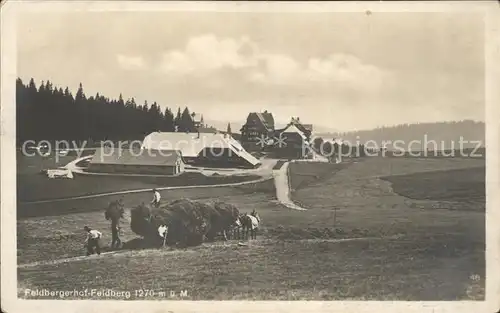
(315, 120), (484, 150)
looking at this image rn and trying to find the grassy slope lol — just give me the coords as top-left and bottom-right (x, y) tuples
(17, 157), (486, 300)
(380, 167), (485, 203)
(289, 158), (485, 238)
(288, 162), (350, 191)
(287, 157), (485, 300)
(17, 180), (278, 263)
(18, 172), (261, 203)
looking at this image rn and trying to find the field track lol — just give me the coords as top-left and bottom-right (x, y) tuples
(273, 162), (307, 210)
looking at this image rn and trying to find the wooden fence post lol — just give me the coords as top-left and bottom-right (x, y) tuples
(333, 207), (338, 229)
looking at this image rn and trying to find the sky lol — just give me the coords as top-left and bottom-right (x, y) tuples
(16, 11), (485, 132)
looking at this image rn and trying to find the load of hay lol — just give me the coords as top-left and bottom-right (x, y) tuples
(207, 201), (240, 240)
(130, 198), (239, 247)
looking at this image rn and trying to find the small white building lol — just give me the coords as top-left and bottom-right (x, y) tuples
(89, 147), (185, 175)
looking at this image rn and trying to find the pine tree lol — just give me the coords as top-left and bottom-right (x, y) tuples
(75, 82), (86, 101)
(180, 107), (194, 132)
(118, 93), (125, 107)
(174, 108), (182, 132)
(64, 87), (72, 99)
(164, 107), (175, 132)
(28, 78), (36, 90)
(38, 80), (45, 93)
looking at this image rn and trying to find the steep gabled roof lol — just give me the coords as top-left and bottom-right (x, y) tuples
(301, 124), (313, 132)
(141, 132), (261, 166)
(243, 112), (275, 131)
(257, 112), (275, 128)
(281, 124), (308, 141)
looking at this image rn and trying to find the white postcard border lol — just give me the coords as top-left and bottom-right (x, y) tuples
(1, 1), (499, 313)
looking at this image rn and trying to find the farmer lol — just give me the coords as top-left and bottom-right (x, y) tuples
(151, 188), (161, 208)
(250, 209), (261, 223)
(158, 225), (168, 247)
(111, 218), (122, 249)
(83, 226), (102, 256)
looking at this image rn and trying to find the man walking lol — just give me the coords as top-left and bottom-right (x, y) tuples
(84, 226), (102, 256)
(151, 188), (161, 208)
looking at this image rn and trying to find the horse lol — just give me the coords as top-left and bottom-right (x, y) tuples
(211, 202), (241, 241)
(239, 213), (259, 240)
(227, 216), (243, 240)
(104, 199), (125, 249)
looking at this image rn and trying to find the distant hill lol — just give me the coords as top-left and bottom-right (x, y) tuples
(314, 120), (485, 150)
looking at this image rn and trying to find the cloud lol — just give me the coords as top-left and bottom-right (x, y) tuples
(259, 54), (387, 90)
(116, 54), (146, 70)
(158, 34), (388, 94)
(160, 34), (258, 74)
(250, 54), (300, 84)
(305, 53), (387, 92)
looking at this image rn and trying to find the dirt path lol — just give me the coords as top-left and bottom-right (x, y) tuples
(62, 155), (92, 173)
(273, 162), (307, 211)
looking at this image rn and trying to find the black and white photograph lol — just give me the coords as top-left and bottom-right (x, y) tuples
(1, 1), (499, 312)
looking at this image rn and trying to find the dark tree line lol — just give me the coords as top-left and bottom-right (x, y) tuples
(16, 78), (199, 144)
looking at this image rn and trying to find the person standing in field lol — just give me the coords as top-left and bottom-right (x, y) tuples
(104, 199), (124, 249)
(158, 225), (168, 248)
(251, 209), (261, 223)
(84, 226), (102, 256)
(151, 188), (161, 208)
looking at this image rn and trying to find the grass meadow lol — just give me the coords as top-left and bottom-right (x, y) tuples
(16, 155), (485, 300)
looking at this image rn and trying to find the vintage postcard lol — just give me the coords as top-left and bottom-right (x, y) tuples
(1, 1), (499, 312)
